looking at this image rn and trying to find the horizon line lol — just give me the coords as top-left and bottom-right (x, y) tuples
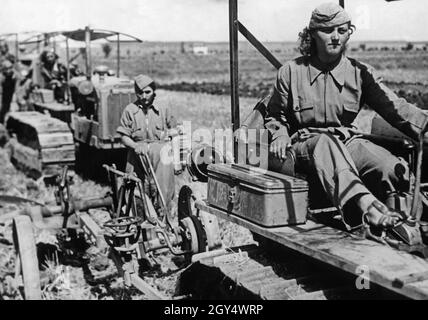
(140, 39), (428, 44)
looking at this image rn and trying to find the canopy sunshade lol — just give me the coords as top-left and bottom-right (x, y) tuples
(20, 28), (142, 45)
(62, 28), (142, 43)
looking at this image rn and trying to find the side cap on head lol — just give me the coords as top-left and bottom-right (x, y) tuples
(309, 2), (351, 30)
(134, 74), (154, 91)
(1, 60), (13, 71)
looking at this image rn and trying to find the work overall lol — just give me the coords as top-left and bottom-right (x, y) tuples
(0, 71), (18, 124)
(40, 63), (67, 102)
(117, 102), (176, 211)
(266, 55), (428, 230)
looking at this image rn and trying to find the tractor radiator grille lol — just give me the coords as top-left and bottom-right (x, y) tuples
(106, 92), (136, 140)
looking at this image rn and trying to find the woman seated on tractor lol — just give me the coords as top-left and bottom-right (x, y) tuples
(117, 74), (177, 216)
(33, 49), (68, 102)
(241, 3), (428, 234)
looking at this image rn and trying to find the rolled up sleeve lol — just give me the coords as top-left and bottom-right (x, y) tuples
(265, 65), (291, 141)
(117, 107), (133, 137)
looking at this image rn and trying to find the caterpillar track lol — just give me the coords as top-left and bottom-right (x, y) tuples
(177, 244), (402, 300)
(6, 111), (75, 178)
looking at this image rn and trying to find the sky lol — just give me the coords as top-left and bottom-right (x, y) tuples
(0, 0), (427, 42)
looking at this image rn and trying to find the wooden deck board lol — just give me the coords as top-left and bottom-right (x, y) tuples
(196, 201), (428, 300)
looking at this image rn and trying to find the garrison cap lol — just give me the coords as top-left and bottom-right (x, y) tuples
(309, 2), (351, 30)
(134, 74), (154, 91)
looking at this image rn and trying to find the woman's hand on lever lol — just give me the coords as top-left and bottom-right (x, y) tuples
(134, 142), (149, 155)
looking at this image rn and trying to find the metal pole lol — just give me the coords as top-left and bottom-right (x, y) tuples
(229, 0), (240, 161)
(237, 21), (282, 70)
(85, 26), (92, 79)
(15, 33), (19, 62)
(117, 33), (120, 77)
(66, 37), (71, 104)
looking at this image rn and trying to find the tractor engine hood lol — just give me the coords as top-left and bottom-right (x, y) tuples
(69, 75), (134, 93)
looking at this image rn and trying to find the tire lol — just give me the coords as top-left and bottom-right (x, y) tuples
(180, 215), (207, 254)
(189, 215), (207, 253)
(178, 185), (209, 254)
(12, 216), (42, 300)
(178, 185), (195, 220)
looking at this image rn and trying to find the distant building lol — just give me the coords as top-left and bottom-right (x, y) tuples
(192, 43), (209, 55)
(414, 43), (427, 51)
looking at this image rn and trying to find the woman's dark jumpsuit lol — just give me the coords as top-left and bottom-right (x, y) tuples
(266, 55), (428, 229)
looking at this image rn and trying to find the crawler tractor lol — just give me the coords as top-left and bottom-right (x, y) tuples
(177, 0), (428, 299)
(5, 28), (155, 177)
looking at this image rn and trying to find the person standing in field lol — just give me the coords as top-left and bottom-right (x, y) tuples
(117, 74), (177, 214)
(0, 40), (16, 65)
(0, 40), (18, 122)
(265, 2), (428, 232)
(0, 60), (20, 123)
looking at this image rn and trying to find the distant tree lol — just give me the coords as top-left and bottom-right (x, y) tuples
(404, 42), (414, 51)
(102, 43), (112, 58)
(359, 43), (366, 51)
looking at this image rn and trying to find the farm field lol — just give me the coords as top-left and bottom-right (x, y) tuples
(2, 38), (428, 300)
(155, 89), (258, 130)
(73, 40), (428, 108)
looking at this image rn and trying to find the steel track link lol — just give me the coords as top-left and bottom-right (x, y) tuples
(177, 244), (401, 300)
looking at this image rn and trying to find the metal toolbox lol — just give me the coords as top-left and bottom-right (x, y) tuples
(207, 164), (309, 227)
